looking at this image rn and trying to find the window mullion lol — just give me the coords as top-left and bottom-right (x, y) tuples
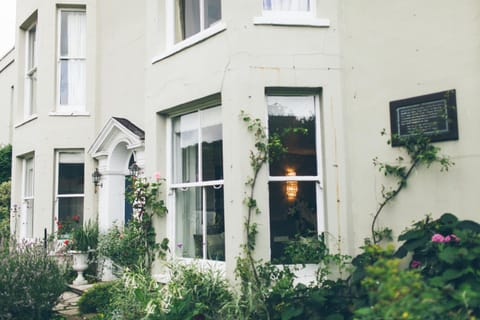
(197, 110), (203, 183)
(199, 0), (205, 31)
(202, 187), (207, 259)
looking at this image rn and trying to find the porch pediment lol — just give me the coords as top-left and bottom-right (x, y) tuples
(88, 117), (145, 158)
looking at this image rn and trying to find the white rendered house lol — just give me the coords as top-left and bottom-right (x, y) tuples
(5, 0), (480, 280)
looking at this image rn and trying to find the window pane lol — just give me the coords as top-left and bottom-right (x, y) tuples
(59, 59), (86, 106)
(263, 0), (310, 11)
(268, 96), (317, 177)
(28, 26), (36, 69)
(176, 0), (201, 41)
(58, 163), (84, 194)
(206, 186), (224, 261)
(175, 187), (202, 258)
(24, 158), (34, 198)
(60, 11), (86, 57)
(58, 197), (84, 234)
(173, 112), (199, 183)
(269, 181), (317, 262)
(204, 0), (221, 28)
(201, 106), (223, 181)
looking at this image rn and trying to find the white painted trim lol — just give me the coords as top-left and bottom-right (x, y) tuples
(49, 111), (90, 117)
(14, 114), (38, 128)
(170, 179), (224, 189)
(54, 149), (85, 234)
(253, 16), (330, 27)
(56, 8), (87, 113)
(88, 118), (144, 157)
(153, 22), (226, 64)
(167, 107), (225, 262)
(24, 22), (37, 119)
(266, 93), (326, 237)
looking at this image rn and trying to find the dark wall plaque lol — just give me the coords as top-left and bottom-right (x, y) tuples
(389, 90), (458, 146)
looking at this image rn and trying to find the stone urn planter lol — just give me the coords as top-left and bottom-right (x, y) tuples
(70, 251), (89, 285)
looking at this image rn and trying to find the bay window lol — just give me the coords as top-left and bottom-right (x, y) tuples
(174, 0), (222, 42)
(56, 151), (84, 235)
(24, 22), (37, 118)
(172, 106), (225, 261)
(57, 9), (86, 112)
(267, 94), (324, 262)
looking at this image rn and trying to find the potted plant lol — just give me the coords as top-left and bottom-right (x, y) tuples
(70, 220), (98, 285)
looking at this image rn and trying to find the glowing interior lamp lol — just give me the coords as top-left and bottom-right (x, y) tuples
(285, 169), (298, 201)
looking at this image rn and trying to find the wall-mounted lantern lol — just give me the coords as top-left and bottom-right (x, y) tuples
(92, 168), (102, 192)
(129, 161), (140, 177)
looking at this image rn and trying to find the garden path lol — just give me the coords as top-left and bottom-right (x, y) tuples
(53, 284), (95, 319)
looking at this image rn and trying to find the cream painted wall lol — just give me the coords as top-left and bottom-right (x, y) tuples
(94, 0), (146, 131)
(341, 0), (480, 254)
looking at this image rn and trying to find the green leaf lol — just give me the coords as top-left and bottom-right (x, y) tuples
(438, 246), (459, 264)
(441, 268), (466, 281)
(398, 229), (425, 241)
(281, 305), (303, 320)
(456, 220), (480, 233)
(439, 213), (458, 225)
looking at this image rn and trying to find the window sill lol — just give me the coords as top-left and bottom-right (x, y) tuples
(152, 22), (227, 64)
(253, 16), (330, 27)
(14, 114), (38, 128)
(49, 111), (90, 117)
(172, 257), (226, 272)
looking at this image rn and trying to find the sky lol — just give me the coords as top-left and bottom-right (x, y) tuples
(0, 0), (16, 58)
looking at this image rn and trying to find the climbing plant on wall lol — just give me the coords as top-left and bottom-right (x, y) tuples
(371, 130), (453, 243)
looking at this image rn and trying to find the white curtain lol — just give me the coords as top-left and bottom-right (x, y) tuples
(60, 11), (86, 107)
(263, 0), (310, 11)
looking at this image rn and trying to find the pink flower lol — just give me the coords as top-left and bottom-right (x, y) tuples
(444, 235), (452, 242)
(154, 172), (162, 180)
(72, 214), (80, 222)
(411, 260), (421, 268)
(431, 234), (445, 243)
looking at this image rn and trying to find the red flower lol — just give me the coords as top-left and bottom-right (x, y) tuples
(58, 223), (63, 230)
(72, 215), (80, 222)
(64, 240), (69, 245)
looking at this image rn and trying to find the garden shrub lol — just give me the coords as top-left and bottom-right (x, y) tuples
(78, 281), (117, 315)
(0, 241), (67, 319)
(159, 263), (234, 319)
(0, 181), (10, 241)
(104, 269), (161, 319)
(354, 246), (444, 320)
(98, 223), (148, 271)
(259, 263), (352, 320)
(396, 213), (480, 318)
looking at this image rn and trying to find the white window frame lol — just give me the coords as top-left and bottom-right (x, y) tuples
(24, 22), (37, 119)
(167, 105), (225, 263)
(56, 8), (86, 114)
(266, 93), (325, 240)
(154, 0), (226, 63)
(254, 0), (330, 27)
(54, 150), (85, 234)
(20, 156), (35, 239)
